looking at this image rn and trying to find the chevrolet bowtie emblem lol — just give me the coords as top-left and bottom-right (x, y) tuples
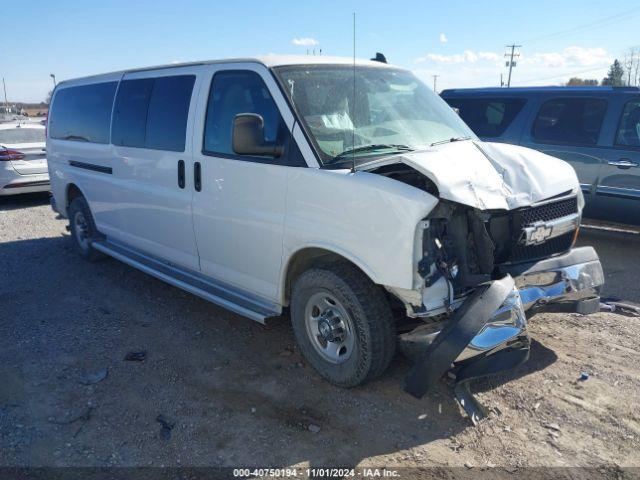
(527, 224), (553, 245)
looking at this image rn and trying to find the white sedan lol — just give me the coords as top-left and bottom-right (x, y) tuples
(0, 121), (49, 195)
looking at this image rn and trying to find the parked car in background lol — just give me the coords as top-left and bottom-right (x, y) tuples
(441, 86), (640, 226)
(0, 121), (48, 195)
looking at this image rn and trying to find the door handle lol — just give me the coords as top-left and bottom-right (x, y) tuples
(194, 162), (201, 192)
(608, 158), (639, 169)
(177, 160), (185, 188)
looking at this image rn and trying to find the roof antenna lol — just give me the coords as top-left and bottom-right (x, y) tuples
(351, 12), (356, 173)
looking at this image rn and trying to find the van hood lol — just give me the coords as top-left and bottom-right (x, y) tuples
(363, 140), (580, 210)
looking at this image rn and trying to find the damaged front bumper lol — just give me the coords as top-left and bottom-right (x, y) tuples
(400, 246), (604, 422)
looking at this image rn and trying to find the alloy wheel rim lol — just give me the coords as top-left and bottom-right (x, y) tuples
(304, 291), (355, 364)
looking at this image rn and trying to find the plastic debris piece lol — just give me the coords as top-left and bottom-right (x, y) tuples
(156, 414), (174, 441)
(79, 368), (108, 385)
(124, 351), (147, 362)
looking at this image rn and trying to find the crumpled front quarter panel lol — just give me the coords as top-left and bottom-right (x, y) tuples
(283, 168), (438, 291)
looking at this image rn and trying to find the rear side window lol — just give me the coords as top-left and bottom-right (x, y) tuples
(615, 98), (640, 148)
(445, 98), (526, 137)
(0, 128), (45, 144)
(203, 70), (283, 157)
(49, 82), (117, 143)
(111, 75), (195, 152)
(533, 97), (607, 145)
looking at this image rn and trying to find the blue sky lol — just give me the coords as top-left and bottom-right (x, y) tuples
(3, 0), (639, 102)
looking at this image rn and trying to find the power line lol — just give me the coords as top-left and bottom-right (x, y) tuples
(523, 7), (640, 45)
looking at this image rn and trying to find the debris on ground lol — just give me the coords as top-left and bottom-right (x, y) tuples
(79, 368), (108, 385)
(600, 300), (640, 317)
(308, 424), (321, 433)
(124, 351), (147, 362)
(544, 423), (561, 432)
(579, 372), (590, 381)
(49, 405), (96, 438)
(156, 414), (175, 441)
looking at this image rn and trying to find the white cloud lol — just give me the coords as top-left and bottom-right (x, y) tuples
(415, 50), (482, 64)
(522, 46), (611, 68)
(415, 46), (611, 68)
(439, 33), (448, 43)
(478, 51), (501, 62)
(292, 37), (319, 47)
(412, 45), (613, 91)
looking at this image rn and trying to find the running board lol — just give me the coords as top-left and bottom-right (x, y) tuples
(91, 240), (280, 323)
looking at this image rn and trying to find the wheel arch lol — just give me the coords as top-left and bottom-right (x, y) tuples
(65, 183), (84, 212)
(280, 245), (380, 307)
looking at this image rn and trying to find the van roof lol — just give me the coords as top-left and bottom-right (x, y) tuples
(57, 55), (397, 86)
(441, 86), (640, 96)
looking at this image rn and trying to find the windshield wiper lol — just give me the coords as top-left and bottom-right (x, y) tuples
(333, 144), (414, 162)
(430, 136), (471, 147)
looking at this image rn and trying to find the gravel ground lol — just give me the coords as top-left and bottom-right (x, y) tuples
(1, 192), (639, 473)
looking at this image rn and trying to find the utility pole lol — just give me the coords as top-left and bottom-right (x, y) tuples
(2, 78), (8, 113)
(50, 74), (56, 88)
(505, 44), (521, 87)
(432, 74), (439, 92)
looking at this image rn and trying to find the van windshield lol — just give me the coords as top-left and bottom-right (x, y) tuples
(273, 65), (476, 166)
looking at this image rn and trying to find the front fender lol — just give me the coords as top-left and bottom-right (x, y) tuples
(282, 167), (438, 300)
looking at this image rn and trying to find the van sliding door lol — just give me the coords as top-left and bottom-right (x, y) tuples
(109, 67), (204, 269)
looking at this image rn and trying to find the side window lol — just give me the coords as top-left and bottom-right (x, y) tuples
(111, 75), (195, 152)
(146, 75), (195, 151)
(615, 98), (640, 148)
(49, 82), (117, 143)
(203, 70), (284, 158)
(445, 98), (526, 138)
(532, 97), (607, 145)
(112, 79), (153, 148)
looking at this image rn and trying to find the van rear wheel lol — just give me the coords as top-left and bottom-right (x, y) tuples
(290, 264), (396, 387)
(68, 196), (104, 262)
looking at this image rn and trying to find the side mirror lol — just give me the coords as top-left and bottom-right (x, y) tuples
(232, 113), (283, 157)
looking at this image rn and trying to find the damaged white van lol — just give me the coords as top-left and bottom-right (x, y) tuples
(47, 56), (604, 420)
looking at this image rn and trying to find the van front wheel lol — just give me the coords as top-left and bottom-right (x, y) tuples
(290, 264), (396, 387)
(68, 196), (105, 262)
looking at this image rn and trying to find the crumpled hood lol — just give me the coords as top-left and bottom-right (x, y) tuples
(367, 140), (580, 210)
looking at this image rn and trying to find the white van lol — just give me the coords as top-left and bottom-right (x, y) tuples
(47, 56), (604, 419)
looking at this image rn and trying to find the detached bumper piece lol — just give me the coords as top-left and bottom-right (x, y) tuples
(401, 246), (605, 424)
(402, 276), (527, 423)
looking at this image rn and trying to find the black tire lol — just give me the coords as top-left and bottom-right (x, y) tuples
(290, 263), (396, 387)
(68, 196), (105, 262)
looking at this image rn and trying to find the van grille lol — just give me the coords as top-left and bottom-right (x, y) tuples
(520, 197), (578, 225)
(510, 232), (575, 263)
(490, 196), (579, 265)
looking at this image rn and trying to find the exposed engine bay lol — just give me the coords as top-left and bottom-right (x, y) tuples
(365, 159), (599, 423)
(369, 161), (580, 301)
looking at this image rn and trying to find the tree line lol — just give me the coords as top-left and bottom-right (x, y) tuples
(566, 47), (640, 87)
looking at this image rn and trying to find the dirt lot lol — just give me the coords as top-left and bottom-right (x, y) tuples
(1, 193), (639, 474)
